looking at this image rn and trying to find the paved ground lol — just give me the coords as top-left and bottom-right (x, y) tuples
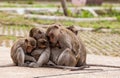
(0, 47), (120, 78)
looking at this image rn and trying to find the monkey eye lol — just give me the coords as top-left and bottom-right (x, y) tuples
(31, 42), (36, 46)
(25, 39), (28, 43)
(38, 30), (42, 34)
(54, 25), (59, 29)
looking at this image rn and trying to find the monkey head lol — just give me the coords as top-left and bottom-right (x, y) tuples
(46, 25), (61, 47)
(29, 27), (46, 40)
(24, 37), (36, 53)
(67, 26), (78, 35)
(37, 38), (49, 49)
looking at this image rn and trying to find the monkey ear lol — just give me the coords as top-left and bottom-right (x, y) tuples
(54, 25), (59, 29)
(76, 31), (78, 35)
(29, 28), (33, 37)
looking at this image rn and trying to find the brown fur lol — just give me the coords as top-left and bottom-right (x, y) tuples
(11, 37), (36, 66)
(28, 27), (50, 68)
(46, 24), (87, 69)
(29, 27), (46, 40)
(67, 26), (78, 35)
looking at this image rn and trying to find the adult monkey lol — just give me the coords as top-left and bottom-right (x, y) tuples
(46, 24), (87, 70)
(48, 25), (120, 70)
(11, 37), (37, 66)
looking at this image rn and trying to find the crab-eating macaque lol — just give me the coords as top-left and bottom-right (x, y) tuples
(67, 26), (78, 35)
(46, 24), (120, 71)
(46, 24), (87, 69)
(28, 27), (50, 68)
(11, 37), (37, 67)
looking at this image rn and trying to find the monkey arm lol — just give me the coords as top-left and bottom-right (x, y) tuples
(25, 55), (37, 62)
(59, 35), (79, 56)
(36, 47), (50, 66)
(59, 37), (79, 56)
(29, 47), (50, 68)
(59, 36), (72, 49)
(31, 49), (43, 56)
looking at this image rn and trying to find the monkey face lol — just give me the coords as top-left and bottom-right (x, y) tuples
(26, 46), (33, 53)
(46, 25), (60, 47)
(25, 37), (36, 53)
(37, 38), (49, 49)
(29, 28), (46, 40)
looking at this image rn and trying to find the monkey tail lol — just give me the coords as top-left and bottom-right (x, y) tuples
(49, 65), (89, 71)
(88, 64), (120, 68)
(70, 65), (89, 71)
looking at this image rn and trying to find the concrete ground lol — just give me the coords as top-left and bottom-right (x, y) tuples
(0, 47), (120, 78)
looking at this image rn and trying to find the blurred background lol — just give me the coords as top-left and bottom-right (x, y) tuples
(0, 0), (119, 57)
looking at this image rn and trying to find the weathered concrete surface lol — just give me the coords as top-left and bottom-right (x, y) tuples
(0, 47), (120, 78)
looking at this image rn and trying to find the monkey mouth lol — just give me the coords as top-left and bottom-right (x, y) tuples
(50, 44), (56, 48)
(26, 47), (33, 53)
(27, 49), (32, 53)
(38, 45), (47, 49)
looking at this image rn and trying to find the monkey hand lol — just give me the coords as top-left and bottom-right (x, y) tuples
(29, 62), (39, 68)
(31, 58), (37, 62)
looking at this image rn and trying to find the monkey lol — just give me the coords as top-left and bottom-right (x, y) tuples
(28, 27), (50, 68)
(46, 24), (120, 71)
(67, 26), (78, 35)
(10, 37), (37, 67)
(29, 27), (47, 61)
(27, 25), (120, 70)
(46, 24), (87, 68)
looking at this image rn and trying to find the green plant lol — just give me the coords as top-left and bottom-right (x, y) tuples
(73, 9), (93, 18)
(67, 9), (73, 16)
(27, 0), (34, 4)
(116, 15), (120, 21)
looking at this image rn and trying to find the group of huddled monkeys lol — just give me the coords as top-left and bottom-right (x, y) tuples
(10, 24), (120, 70)
(11, 24), (87, 70)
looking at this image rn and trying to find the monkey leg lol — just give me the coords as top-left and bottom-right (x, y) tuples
(76, 57), (86, 67)
(16, 47), (27, 66)
(57, 48), (77, 67)
(76, 48), (87, 67)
